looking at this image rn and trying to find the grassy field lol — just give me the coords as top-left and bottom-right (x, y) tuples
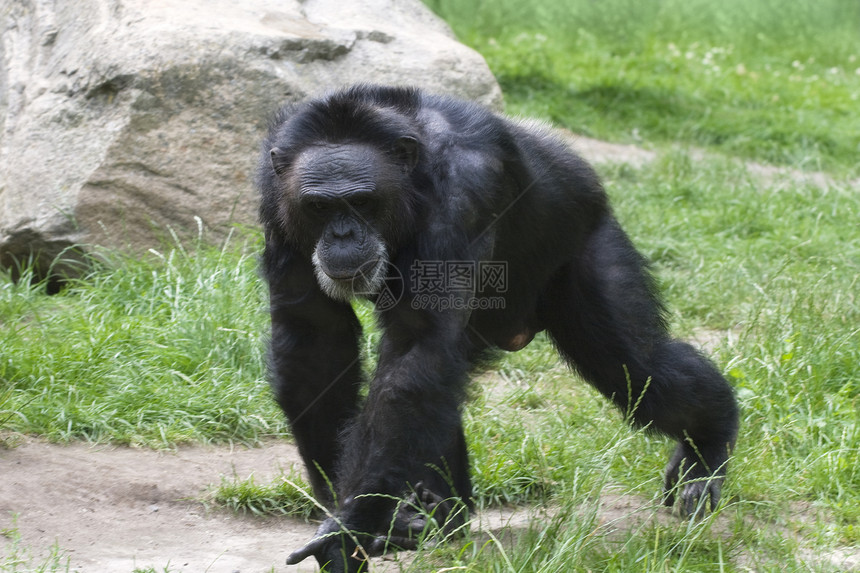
(1, 230), (283, 448)
(427, 0), (860, 176)
(2, 0), (859, 571)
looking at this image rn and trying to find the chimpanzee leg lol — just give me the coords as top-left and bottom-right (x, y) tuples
(266, 245), (364, 505)
(285, 315), (473, 572)
(539, 215), (739, 514)
(333, 332), (471, 528)
(269, 319), (362, 505)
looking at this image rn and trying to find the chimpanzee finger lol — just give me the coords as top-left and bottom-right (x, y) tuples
(367, 534), (421, 557)
(286, 535), (329, 565)
(286, 517), (345, 565)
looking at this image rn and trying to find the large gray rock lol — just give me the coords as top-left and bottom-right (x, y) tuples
(0, 0), (501, 285)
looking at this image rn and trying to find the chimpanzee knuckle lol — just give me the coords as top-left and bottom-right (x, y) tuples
(677, 477), (724, 517)
(407, 515), (428, 532)
(384, 535), (421, 553)
(417, 485), (435, 505)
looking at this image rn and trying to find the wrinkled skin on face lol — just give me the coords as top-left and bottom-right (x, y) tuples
(273, 143), (412, 301)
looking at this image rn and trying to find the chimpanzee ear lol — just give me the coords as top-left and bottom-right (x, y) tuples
(270, 147), (290, 176)
(394, 136), (419, 172)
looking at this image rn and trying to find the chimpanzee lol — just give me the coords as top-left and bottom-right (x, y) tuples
(256, 84), (738, 572)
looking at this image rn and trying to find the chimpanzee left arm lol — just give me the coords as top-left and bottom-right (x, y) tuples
(286, 301), (473, 572)
(288, 211), (494, 572)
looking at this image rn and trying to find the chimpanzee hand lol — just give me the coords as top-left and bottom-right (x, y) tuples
(287, 484), (460, 572)
(285, 510), (423, 572)
(367, 482), (459, 556)
(286, 517), (368, 573)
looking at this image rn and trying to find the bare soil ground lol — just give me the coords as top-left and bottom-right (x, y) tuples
(0, 437), (317, 572)
(0, 437), (541, 573)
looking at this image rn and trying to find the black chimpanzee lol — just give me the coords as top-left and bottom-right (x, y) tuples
(256, 84), (738, 572)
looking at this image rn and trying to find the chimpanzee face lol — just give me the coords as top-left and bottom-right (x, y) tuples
(284, 144), (392, 301)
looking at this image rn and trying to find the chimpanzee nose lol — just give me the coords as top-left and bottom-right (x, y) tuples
(332, 227), (354, 240)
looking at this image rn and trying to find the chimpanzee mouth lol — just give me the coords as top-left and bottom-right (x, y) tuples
(312, 252), (389, 303)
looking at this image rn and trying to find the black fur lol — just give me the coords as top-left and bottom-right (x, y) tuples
(257, 85), (739, 572)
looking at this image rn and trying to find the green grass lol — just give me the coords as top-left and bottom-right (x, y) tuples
(425, 0), (860, 175)
(0, 230), (286, 447)
(1, 524), (69, 573)
(212, 467), (317, 519)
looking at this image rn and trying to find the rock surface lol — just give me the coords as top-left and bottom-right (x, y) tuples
(0, 0), (502, 286)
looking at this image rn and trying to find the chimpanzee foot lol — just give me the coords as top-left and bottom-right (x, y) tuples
(662, 441), (728, 516)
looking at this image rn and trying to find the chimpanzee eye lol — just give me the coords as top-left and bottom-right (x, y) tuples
(348, 191), (376, 209)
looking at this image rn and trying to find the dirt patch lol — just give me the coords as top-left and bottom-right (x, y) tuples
(0, 438), (542, 573)
(0, 437), (320, 572)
